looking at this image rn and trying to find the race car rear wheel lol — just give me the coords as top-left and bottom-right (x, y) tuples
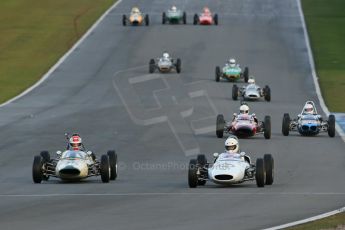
(214, 14), (218, 25)
(188, 159), (198, 188)
(243, 67), (249, 83)
(215, 66), (221, 82)
(145, 14), (149, 26)
(149, 59), (155, 73)
(32, 155), (43, 183)
(197, 154), (207, 186)
(193, 14), (198, 25)
(122, 15), (127, 26)
(264, 85), (271, 102)
(176, 58), (182, 73)
(232, 84), (239, 100)
(264, 154), (274, 185)
(263, 116), (271, 139)
(216, 114), (225, 138)
(162, 12), (166, 24)
(255, 158), (265, 187)
(107, 150), (118, 180)
(183, 12), (187, 24)
(328, 114), (336, 137)
(100, 155), (110, 183)
(282, 113), (290, 136)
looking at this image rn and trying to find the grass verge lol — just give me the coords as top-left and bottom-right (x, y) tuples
(0, 0), (116, 103)
(287, 212), (345, 230)
(302, 0), (345, 112)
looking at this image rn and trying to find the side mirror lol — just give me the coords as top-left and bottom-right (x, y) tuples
(56, 151), (62, 156)
(213, 152), (219, 158)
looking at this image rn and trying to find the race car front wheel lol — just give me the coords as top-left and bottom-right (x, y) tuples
(107, 150), (118, 180)
(188, 159), (198, 188)
(264, 154), (274, 185)
(32, 155), (43, 183)
(263, 116), (271, 139)
(100, 155), (110, 183)
(328, 114), (335, 137)
(255, 158), (265, 187)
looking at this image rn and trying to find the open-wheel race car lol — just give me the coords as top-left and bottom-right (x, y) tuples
(193, 7), (218, 25)
(32, 134), (118, 183)
(188, 152), (274, 188)
(122, 7), (149, 26)
(149, 52), (181, 73)
(282, 101), (335, 137)
(215, 59), (249, 82)
(216, 105), (271, 139)
(232, 78), (271, 101)
(162, 6), (187, 24)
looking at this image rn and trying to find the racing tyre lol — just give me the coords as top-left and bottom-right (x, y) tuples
(264, 85), (271, 102)
(193, 14), (198, 25)
(216, 114), (225, 138)
(107, 150), (118, 180)
(176, 58), (182, 73)
(122, 15), (126, 26)
(188, 159), (198, 188)
(32, 155), (43, 183)
(40, 151), (50, 163)
(243, 67), (249, 83)
(255, 158), (265, 187)
(282, 113), (290, 136)
(215, 66), (221, 82)
(183, 12), (187, 24)
(214, 14), (218, 25)
(263, 116), (271, 139)
(264, 154), (274, 185)
(100, 155), (110, 183)
(232, 84), (239, 100)
(149, 59), (155, 73)
(197, 154), (207, 185)
(145, 14), (149, 26)
(328, 114), (336, 137)
(162, 12), (166, 24)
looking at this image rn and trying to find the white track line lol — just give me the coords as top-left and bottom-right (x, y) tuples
(0, 0), (123, 108)
(265, 1), (345, 229)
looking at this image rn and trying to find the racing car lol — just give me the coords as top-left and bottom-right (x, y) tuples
(216, 113), (271, 139)
(122, 7), (149, 26)
(32, 135), (118, 183)
(188, 153), (274, 188)
(193, 7), (218, 25)
(149, 52), (181, 73)
(282, 101), (335, 137)
(215, 62), (249, 83)
(162, 6), (187, 24)
(232, 78), (271, 101)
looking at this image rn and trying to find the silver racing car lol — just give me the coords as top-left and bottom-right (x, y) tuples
(232, 78), (271, 101)
(149, 52), (181, 73)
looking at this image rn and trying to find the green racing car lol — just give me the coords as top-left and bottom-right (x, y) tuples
(162, 6), (187, 24)
(215, 59), (249, 83)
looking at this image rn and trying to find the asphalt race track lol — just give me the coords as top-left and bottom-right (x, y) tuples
(0, 0), (344, 229)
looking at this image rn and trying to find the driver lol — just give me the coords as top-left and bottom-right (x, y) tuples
(302, 103), (315, 115)
(227, 58), (237, 68)
(68, 133), (84, 151)
(233, 104), (258, 124)
(131, 7), (141, 14)
(162, 52), (170, 60)
(171, 6), (177, 11)
(217, 136), (251, 164)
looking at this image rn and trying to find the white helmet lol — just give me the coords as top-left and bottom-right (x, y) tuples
(163, 52), (170, 59)
(304, 104), (314, 114)
(229, 58), (236, 67)
(248, 77), (255, 84)
(225, 136), (239, 153)
(239, 104), (249, 114)
(171, 6), (177, 11)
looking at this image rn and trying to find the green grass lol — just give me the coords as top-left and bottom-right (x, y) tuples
(302, 0), (345, 112)
(0, 0), (116, 103)
(287, 212), (345, 230)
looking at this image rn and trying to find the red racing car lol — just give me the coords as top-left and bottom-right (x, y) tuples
(216, 113), (271, 139)
(193, 7), (218, 25)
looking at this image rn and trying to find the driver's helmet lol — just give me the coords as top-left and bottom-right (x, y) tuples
(229, 58), (236, 67)
(69, 134), (82, 150)
(163, 52), (170, 59)
(225, 136), (239, 154)
(239, 104), (249, 114)
(171, 6), (177, 11)
(304, 103), (314, 114)
(248, 77), (255, 84)
(203, 7), (210, 14)
(131, 7), (140, 14)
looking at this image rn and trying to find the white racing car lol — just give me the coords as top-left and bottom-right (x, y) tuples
(149, 52), (181, 73)
(232, 78), (271, 101)
(188, 153), (274, 188)
(32, 136), (118, 183)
